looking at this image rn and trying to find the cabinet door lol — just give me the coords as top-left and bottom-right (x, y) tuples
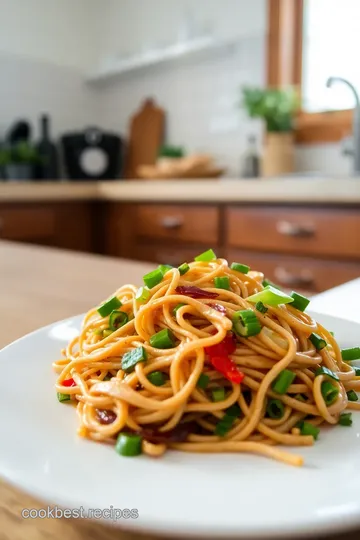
(227, 206), (360, 259)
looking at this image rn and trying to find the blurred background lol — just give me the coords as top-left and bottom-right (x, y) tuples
(0, 0), (359, 297)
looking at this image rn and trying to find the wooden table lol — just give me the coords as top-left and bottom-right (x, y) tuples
(0, 241), (358, 540)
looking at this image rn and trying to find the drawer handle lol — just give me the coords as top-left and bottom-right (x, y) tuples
(276, 220), (315, 237)
(160, 216), (183, 230)
(274, 266), (314, 287)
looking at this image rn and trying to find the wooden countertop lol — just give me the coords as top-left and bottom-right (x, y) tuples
(0, 241), (358, 540)
(1, 178), (360, 204)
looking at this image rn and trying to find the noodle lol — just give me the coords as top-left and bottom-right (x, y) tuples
(53, 255), (359, 467)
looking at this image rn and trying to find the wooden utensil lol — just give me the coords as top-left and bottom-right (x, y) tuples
(124, 98), (165, 179)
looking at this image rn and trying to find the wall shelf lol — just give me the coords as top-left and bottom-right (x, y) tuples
(86, 36), (238, 85)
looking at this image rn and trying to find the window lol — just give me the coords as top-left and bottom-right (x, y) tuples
(302, 0), (360, 113)
(267, 0), (356, 143)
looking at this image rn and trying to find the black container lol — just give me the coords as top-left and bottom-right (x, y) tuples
(36, 114), (59, 180)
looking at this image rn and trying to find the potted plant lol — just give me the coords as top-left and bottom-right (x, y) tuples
(1, 141), (40, 181)
(241, 86), (299, 177)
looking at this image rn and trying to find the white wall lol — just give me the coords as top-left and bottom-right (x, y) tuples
(95, 0), (267, 176)
(0, 0), (101, 70)
(0, 0), (104, 144)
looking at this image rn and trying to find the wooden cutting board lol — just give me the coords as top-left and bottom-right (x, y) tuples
(124, 98), (165, 179)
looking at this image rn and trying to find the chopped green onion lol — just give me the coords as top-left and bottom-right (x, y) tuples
(214, 276), (230, 290)
(212, 387), (225, 402)
(309, 333), (327, 350)
(230, 262), (250, 274)
(115, 433), (142, 457)
(135, 286), (151, 303)
(266, 398), (285, 419)
(97, 296), (122, 317)
(150, 328), (175, 349)
(103, 374), (112, 381)
(147, 371), (167, 386)
(298, 421), (320, 440)
(226, 403), (242, 417)
(321, 381), (339, 406)
(178, 262), (190, 275)
(93, 328), (104, 335)
(354, 367), (360, 377)
(315, 366), (339, 381)
(194, 249), (217, 262)
(262, 278), (281, 290)
(339, 412), (352, 426)
(109, 310), (128, 331)
(232, 309), (261, 337)
(329, 331), (335, 337)
(122, 346), (147, 373)
(173, 303), (186, 316)
(247, 286), (294, 307)
(143, 268), (164, 289)
(158, 264), (173, 274)
(103, 329), (113, 338)
(341, 347), (360, 361)
(347, 390), (358, 402)
(197, 373), (210, 389)
(272, 369), (296, 394)
(290, 291), (310, 312)
(57, 392), (71, 403)
(214, 414), (236, 436)
(255, 301), (268, 314)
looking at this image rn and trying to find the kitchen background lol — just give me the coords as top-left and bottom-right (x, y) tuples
(0, 0), (355, 178)
(0, 0), (359, 298)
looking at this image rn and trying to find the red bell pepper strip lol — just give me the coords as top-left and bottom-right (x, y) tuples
(62, 378), (76, 387)
(176, 286), (218, 299)
(205, 332), (237, 357)
(210, 356), (245, 384)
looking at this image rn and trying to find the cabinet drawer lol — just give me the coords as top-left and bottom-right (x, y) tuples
(136, 205), (219, 244)
(135, 243), (224, 268)
(0, 207), (55, 241)
(226, 249), (360, 292)
(227, 206), (360, 259)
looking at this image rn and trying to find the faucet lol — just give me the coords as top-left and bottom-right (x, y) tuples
(326, 76), (360, 175)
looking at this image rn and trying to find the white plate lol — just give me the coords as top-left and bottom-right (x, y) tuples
(1, 312), (360, 539)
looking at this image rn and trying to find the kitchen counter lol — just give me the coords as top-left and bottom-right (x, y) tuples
(0, 240), (360, 540)
(1, 178), (360, 204)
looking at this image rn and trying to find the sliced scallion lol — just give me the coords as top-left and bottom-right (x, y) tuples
(272, 369), (296, 394)
(255, 301), (268, 314)
(147, 371), (167, 386)
(347, 389), (358, 402)
(341, 347), (360, 361)
(247, 285), (294, 307)
(97, 296), (122, 317)
(232, 309), (261, 337)
(178, 262), (190, 275)
(309, 333), (327, 351)
(266, 398), (285, 419)
(194, 249), (217, 262)
(143, 268), (164, 289)
(339, 413), (352, 427)
(230, 262), (250, 274)
(135, 286), (151, 303)
(115, 433), (142, 457)
(197, 373), (210, 389)
(321, 380), (339, 406)
(122, 346), (147, 373)
(315, 366), (339, 381)
(173, 303), (186, 316)
(109, 310), (128, 331)
(214, 276), (230, 290)
(298, 421), (320, 440)
(150, 328), (175, 349)
(57, 392), (71, 403)
(212, 387), (225, 402)
(290, 291), (310, 312)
